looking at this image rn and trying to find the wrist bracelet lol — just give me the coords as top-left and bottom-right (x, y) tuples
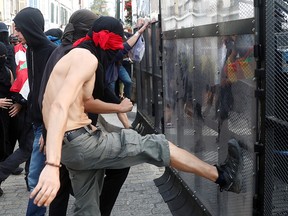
(45, 161), (62, 168)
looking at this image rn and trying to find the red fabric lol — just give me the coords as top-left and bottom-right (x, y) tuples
(10, 43), (28, 93)
(73, 30), (124, 50)
(73, 35), (91, 47)
(10, 70), (28, 92)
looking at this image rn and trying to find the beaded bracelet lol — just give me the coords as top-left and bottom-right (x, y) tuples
(45, 161), (62, 168)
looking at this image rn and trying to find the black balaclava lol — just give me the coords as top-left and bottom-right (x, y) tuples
(0, 42), (10, 87)
(13, 7), (47, 48)
(62, 9), (99, 46)
(0, 42), (7, 65)
(76, 16), (124, 101)
(0, 22), (9, 45)
(77, 16), (124, 70)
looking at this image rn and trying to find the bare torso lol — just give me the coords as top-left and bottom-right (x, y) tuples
(42, 48), (97, 131)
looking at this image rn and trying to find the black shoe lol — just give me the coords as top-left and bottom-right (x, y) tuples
(24, 175), (30, 192)
(218, 139), (243, 193)
(12, 167), (24, 175)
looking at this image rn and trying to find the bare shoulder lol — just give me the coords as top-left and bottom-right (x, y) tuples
(68, 48), (98, 77)
(70, 48), (98, 64)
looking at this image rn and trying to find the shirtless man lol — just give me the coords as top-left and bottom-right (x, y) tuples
(31, 16), (243, 215)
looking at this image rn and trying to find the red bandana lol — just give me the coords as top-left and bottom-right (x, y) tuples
(73, 30), (124, 50)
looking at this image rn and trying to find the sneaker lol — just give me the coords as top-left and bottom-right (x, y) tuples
(12, 167), (24, 175)
(218, 138), (243, 193)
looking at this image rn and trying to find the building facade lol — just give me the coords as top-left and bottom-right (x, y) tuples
(0, 0), (86, 33)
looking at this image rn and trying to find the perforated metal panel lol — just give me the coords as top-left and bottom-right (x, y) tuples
(159, 1), (256, 215)
(161, 34), (256, 216)
(133, 0), (288, 215)
(265, 0), (288, 215)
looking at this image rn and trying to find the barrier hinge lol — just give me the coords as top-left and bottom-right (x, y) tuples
(254, 89), (265, 100)
(254, 44), (262, 60)
(254, 142), (264, 153)
(254, 68), (265, 80)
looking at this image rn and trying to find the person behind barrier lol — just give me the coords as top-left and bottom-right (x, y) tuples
(0, 33), (34, 198)
(0, 42), (14, 166)
(0, 22), (16, 79)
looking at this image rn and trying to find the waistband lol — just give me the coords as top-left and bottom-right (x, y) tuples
(64, 125), (92, 142)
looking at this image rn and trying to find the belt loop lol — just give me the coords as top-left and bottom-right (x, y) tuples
(84, 125), (92, 135)
(63, 136), (69, 144)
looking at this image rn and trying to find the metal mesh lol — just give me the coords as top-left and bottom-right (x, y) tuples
(131, 0), (288, 215)
(132, 0), (288, 215)
(265, 0), (288, 215)
(161, 33), (256, 215)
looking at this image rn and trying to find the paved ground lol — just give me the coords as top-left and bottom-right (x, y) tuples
(0, 163), (172, 216)
(0, 108), (172, 215)
(109, 164), (172, 216)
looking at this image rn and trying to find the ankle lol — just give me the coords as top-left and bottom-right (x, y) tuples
(214, 165), (225, 186)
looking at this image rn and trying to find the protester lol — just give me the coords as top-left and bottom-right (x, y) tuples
(31, 16), (243, 216)
(38, 9), (99, 216)
(86, 23), (152, 214)
(0, 23), (18, 169)
(105, 22), (148, 101)
(96, 20), (149, 130)
(39, 9), (136, 216)
(8, 36), (29, 158)
(0, 24), (27, 178)
(12, 7), (57, 215)
(45, 28), (63, 46)
(117, 65), (132, 99)
(0, 32), (34, 197)
(0, 22), (16, 79)
(115, 30), (133, 99)
(0, 42), (14, 167)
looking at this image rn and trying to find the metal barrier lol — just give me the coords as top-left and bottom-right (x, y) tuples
(132, 0), (288, 215)
(262, 0), (288, 215)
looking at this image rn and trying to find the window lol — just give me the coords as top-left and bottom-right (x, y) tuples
(51, 3), (54, 23)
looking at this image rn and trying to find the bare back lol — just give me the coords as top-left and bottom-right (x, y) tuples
(43, 48), (97, 132)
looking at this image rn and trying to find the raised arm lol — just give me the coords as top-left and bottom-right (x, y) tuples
(126, 20), (150, 47)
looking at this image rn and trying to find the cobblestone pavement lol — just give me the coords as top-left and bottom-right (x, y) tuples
(0, 108), (173, 215)
(0, 163), (172, 216)
(109, 164), (172, 216)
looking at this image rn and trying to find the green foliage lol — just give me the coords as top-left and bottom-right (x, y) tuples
(90, 0), (109, 16)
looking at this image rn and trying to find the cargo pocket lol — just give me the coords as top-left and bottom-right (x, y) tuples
(118, 129), (142, 157)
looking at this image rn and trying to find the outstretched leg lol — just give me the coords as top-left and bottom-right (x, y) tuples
(169, 138), (243, 193)
(169, 143), (218, 181)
